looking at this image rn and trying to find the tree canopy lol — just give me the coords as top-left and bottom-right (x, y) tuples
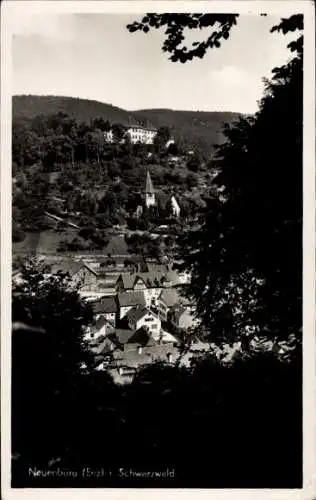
(172, 16), (302, 347)
(127, 13), (303, 62)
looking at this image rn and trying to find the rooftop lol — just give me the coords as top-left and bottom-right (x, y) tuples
(117, 291), (146, 308)
(92, 296), (117, 314)
(121, 270), (184, 289)
(49, 259), (85, 277)
(89, 315), (111, 335)
(111, 329), (135, 345)
(170, 304), (187, 321)
(125, 305), (150, 324)
(127, 124), (157, 132)
(159, 288), (181, 308)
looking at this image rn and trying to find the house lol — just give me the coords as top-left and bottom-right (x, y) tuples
(111, 326), (157, 353)
(116, 272), (172, 308)
(117, 291), (146, 319)
(84, 316), (114, 342)
(151, 329), (179, 345)
(126, 125), (157, 145)
(125, 306), (161, 335)
(92, 296), (117, 327)
(169, 304), (199, 330)
(104, 125), (158, 145)
(157, 288), (181, 322)
(49, 259), (98, 290)
(90, 334), (116, 355)
(93, 279), (117, 296)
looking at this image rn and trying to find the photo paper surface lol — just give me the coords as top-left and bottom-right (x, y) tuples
(1, 1), (315, 499)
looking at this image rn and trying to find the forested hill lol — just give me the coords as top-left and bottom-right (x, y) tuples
(13, 95), (139, 125)
(13, 95), (242, 153)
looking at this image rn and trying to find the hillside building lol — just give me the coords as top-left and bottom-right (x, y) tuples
(126, 125), (157, 145)
(104, 125), (157, 145)
(126, 306), (161, 335)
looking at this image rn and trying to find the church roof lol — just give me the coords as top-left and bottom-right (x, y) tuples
(145, 171), (154, 194)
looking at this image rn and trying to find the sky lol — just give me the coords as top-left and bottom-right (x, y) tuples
(12, 12), (297, 114)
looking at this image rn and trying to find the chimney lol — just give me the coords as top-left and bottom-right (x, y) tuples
(138, 346), (143, 355)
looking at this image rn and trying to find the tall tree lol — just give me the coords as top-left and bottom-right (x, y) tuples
(127, 14), (303, 347)
(175, 16), (303, 347)
(153, 126), (171, 153)
(12, 259), (94, 466)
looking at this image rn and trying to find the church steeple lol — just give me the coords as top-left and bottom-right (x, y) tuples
(145, 170), (154, 194)
(145, 171), (155, 208)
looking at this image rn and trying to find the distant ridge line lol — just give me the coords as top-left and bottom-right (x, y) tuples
(13, 94), (242, 154)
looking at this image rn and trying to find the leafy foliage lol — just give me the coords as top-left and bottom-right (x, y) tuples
(177, 15), (303, 346)
(13, 95), (240, 155)
(127, 14), (239, 62)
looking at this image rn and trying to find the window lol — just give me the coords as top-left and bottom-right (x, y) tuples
(151, 324), (158, 329)
(145, 317), (154, 322)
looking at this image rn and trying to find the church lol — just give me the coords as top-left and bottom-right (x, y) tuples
(135, 171), (181, 218)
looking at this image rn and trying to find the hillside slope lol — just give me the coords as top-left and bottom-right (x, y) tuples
(133, 108), (241, 151)
(13, 95), (139, 126)
(13, 95), (242, 153)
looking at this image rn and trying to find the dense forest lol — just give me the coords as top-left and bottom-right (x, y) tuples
(13, 95), (241, 154)
(12, 107), (216, 253)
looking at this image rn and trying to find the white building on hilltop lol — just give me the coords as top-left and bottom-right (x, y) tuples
(104, 125), (157, 145)
(126, 125), (157, 145)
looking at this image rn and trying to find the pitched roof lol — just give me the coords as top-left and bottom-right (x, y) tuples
(118, 271), (176, 290)
(128, 327), (156, 347)
(127, 124), (157, 132)
(117, 291), (146, 308)
(92, 296), (117, 314)
(49, 259), (84, 277)
(112, 329), (136, 345)
(159, 288), (181, 308)
(145, 171), (154, 194)
(118, 273), (138, 289)
(138, 271), (169, 287)
(49, 259), (97, 277)
(89, 315), (108, 334)
(125, 305), (149, 324)
(152, 329), (179, 344)
(112, 326), (156, 348)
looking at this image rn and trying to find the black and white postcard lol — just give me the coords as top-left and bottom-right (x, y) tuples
(1, 1), (315, 498)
